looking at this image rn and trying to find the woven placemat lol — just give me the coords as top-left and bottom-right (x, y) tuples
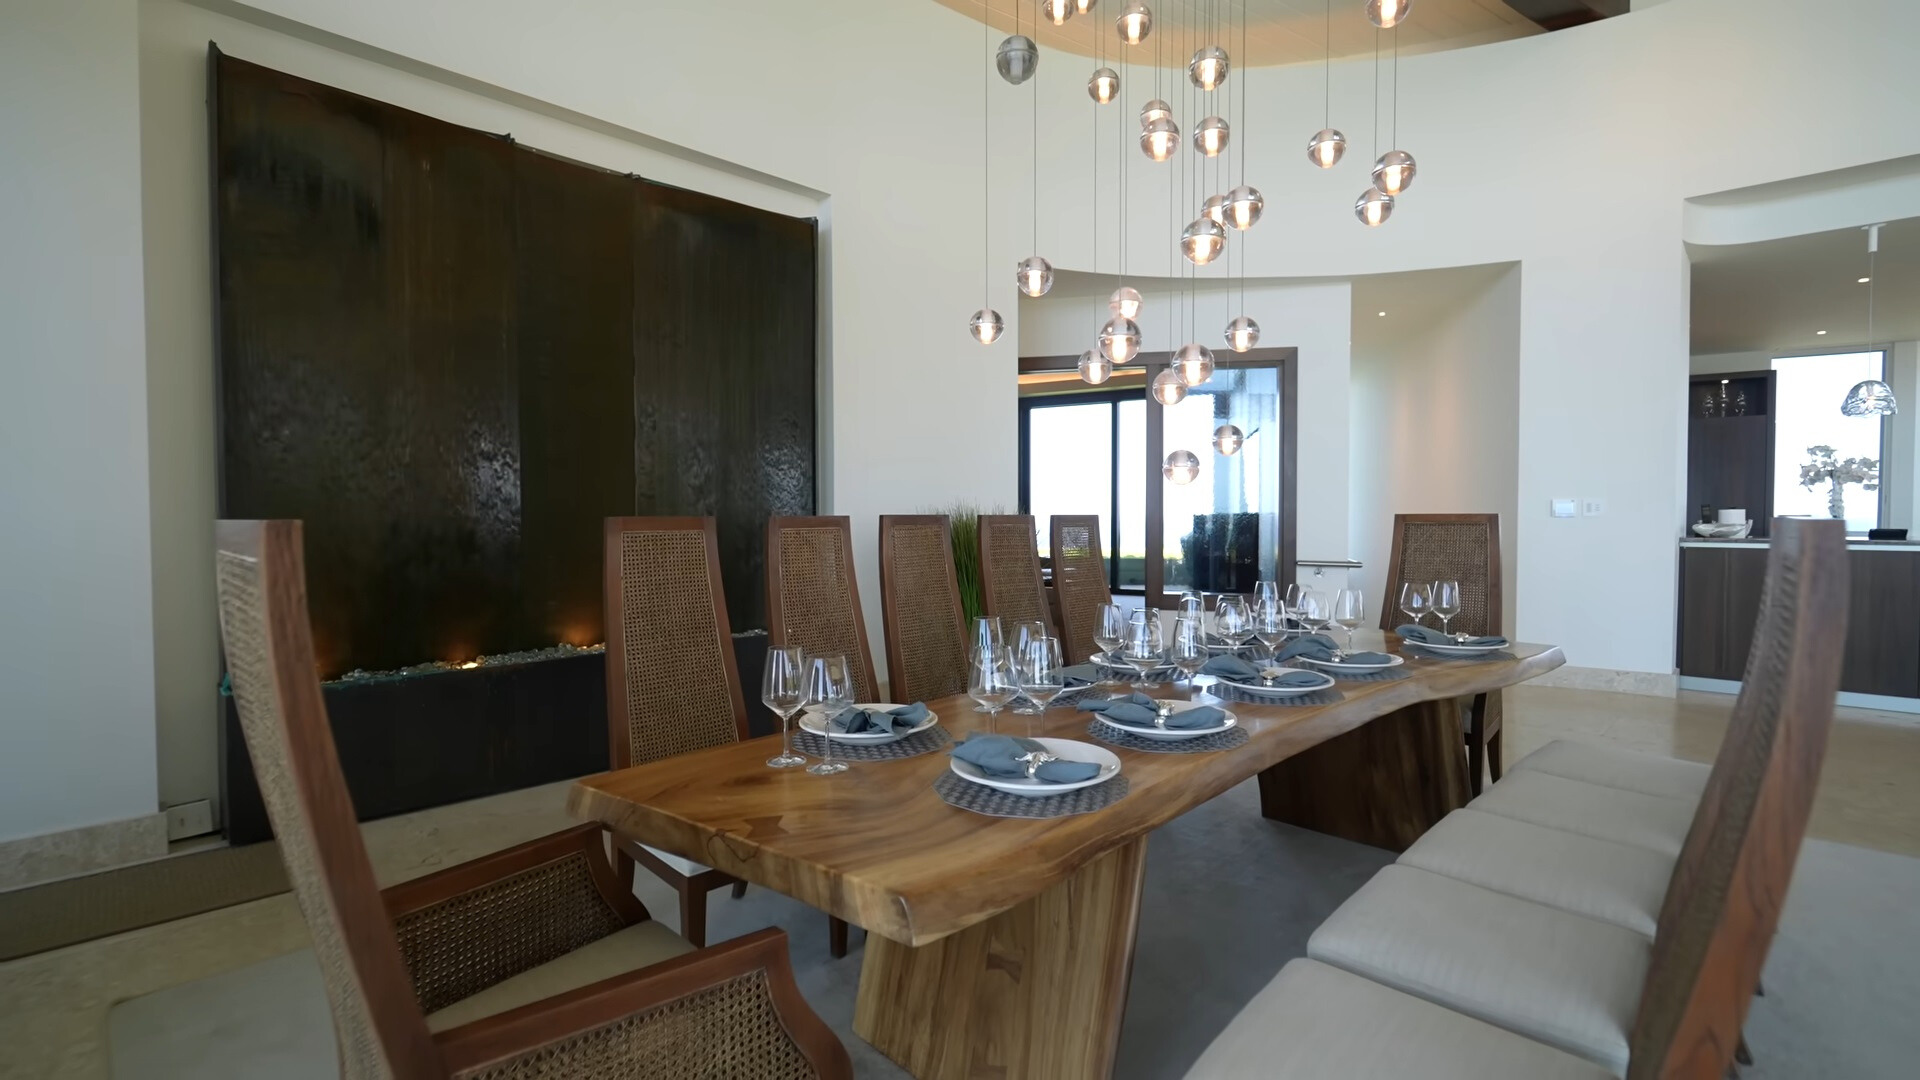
(1311, 664), (1412, 683)
(933, 771), (1131, 818)
(791, 724), (952, 761)
(1207, 683), (1345, 708)
(1084, 719), (1251, 754)
(1399, 645), (1519, 663)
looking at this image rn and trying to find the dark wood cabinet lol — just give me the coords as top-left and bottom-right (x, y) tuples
(1679, 544), (1920, 697)
(1687, 373), (1775, 537)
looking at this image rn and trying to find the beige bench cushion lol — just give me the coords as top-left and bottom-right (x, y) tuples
(1468, 770), (1695, 857)
(1398, 809), (1673, 937)
(1184, 958), (1616, 1080)
(426, 919), (694, 1032)
(1511, 739), (1711, 803)
(1308, 865), (1648, 1073)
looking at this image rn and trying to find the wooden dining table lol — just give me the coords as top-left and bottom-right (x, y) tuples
(568, 638), (1564, 1080)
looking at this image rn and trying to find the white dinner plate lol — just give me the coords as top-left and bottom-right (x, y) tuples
(1093, 698), (1239, 742)
(1204, 640), (1260, 654)
(948, 737), (1122, 797)
(1297, 653), (1406, 675)
(799, 703), (939, 744)
(1093, 651), (1176, 675)
(1216, 669), (1337, 696)
(1400, 638), (1510, 656)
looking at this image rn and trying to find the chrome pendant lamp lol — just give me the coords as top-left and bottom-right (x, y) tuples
(1307, 1), (1345, 168)
(1163, 449), (1200, 484)
(1841, 224), (1897, 417)
(970, 11), (1002, 343)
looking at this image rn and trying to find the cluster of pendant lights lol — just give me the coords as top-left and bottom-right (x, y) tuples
(1330, 0), (1419, 226)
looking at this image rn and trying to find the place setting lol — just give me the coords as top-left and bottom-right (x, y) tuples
(1197, 652), (1341, 706)
(793, 700), (950, 760)
(937, 732), (1129, 819)
(1263, 586), (1409, 681)
(1391, 581), (1515, 661)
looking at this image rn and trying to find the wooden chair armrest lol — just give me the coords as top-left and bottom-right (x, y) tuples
(382, 824), (650, 1014)
(433, 927), (852, 1080)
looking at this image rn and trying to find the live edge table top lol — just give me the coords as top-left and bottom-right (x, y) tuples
(568, 640), (1563, 948)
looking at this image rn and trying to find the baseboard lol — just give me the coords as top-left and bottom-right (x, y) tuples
(1677, 676), (1920, 724)
(0, 812), (170, 892)
(1527, 665), (1678, 698)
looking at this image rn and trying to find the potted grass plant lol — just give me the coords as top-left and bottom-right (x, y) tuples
(942, 502), (998, 622)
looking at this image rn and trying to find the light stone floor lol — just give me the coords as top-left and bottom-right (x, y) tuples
(1, 682), (1915, 1079)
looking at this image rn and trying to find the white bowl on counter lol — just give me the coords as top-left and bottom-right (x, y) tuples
(1689, 521), (1753, 539)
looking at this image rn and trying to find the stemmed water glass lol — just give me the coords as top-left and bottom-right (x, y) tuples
(1171, 612), (1209, 695)
(1124, 609), (1166, 687)
(1016, 636), (1066, 715)
(968, 645), (1018, 730)
(802, 654), (853, 776)
(1297, 588), (1331, 641)
(761, 646), (808, 769)
(1093, 602), (1128, 684)
(1254, 600), (1289, 661)
(1432, 580), (1463, 640)
(1009, 621), (1049, 714)
(969, 616), (1004, 713)
(1333, 588), (1366, 652)
(1398, 582), (1432, 629)
(1253, 579), (1281, 613)
(1283, 583), (1307, 635)
(1215, 595), (1254, 652)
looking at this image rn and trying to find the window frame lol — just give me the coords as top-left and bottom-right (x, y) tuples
(1766, 346), (1893, 534)
(1017, 387), (1138, 593)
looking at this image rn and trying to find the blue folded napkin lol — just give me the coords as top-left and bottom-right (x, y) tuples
(1058, 663), (1103, 686)
(1397, 624), (1508, 648)
(1238, 667), (1328, 689)
(1077, 692), (1223, 729)
(831, 702), (929, 735)
(1278, 635), (1391, 666)
(951, 734), (1102, 783)
(1200, 654), (1260, 679)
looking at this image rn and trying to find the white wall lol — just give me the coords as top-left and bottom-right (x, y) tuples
(0, 0), (160, 843)
(1351, 266), (1522, 634)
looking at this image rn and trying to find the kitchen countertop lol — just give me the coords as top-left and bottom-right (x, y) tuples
(1680, 537), (1920, 552)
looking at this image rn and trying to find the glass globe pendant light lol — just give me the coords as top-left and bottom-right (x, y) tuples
(1372, 150), (1417, 195)
(1367, 0), (1413, 30)
(1841, 224), (1898, 417)
(1152, 368), (1189, 406)
(1202, 194), (1228, 228)
(1213, 424), (1244, 456)
(1088, 67), (1120, 103)
(1307, 128), (1347, 168)
(1139, 98), (1172, 125)
(1163, 449), (1201, 484)
(1224, 185), (1263, 230)
(1355, 186), (1394, 227)
(1116, 1), (1153, 45)
(1224, 315), (1260, 352)
(1141, 117), (1180, 162)
(1099, 316), (1141, 363)
(1079, 349), (1113, 385)
(1194, 116), (1230, 157)
(1174, 343), (1215, 386)
(997, 35), (1039, 85)
(1181, 218), (1226, 265)
(1075, 0), (1098, 13)
(1042, 0), (1076, 26)
(1108, 287), (1143, 320)
(970, 308), (1005, 345)
(1188, 45), (1229, 91)
(1016, 255), (1054, 298)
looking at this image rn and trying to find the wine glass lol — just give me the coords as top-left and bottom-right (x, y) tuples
(969, 616), (1004, 712)
(1253, 579), (1281, 612)
(1009, 620), (1049, 714)
(761, 646), (807, 769)
(1093, 602), (1128, 683)
(1297, 588), (1331, 640)
(1017, 636), (1066, 714)
(1333, 588), (1365, 652)
(1124, 609), (1165, 686)
(1171, 613), (1209, 694)
(968, 645), (1018, 730)
(1398, 582), (1432, 629)
(1254, 600), (1288, 660)
(803, 654), (853, 776)
(1432, 580), (1463, 639)
(1283, 583), (1307, 635)
(1215, 595), (1254, 651)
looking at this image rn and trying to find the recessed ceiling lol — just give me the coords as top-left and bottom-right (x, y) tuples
(933, 0), (1544, 68)
(1689, 218), (1920, 355)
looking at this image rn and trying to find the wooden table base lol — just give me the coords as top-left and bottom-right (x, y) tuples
(853, 837), (1148, 1080)
(1256, 695), (1477, 851)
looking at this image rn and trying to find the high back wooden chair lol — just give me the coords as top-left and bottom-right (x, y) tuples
(1379, 513), (1505, 792)
(878, 515), (970, 703)
(215, 519), (849, 1080)
(765, 516), (878, 702)
(978, 514), (1058, 642)
(1626, 516), (1846, 1077)
(603, 516), (750, 949)
(1050, 515), (1112, 665)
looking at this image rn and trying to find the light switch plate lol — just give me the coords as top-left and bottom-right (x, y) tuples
(1582, 498), (1606, 516)
(165, 799), (215, 841)
(1551, 499), (1577, 519)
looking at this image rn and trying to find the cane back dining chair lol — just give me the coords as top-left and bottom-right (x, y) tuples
(1379, 513), (1505, 793)
(214, 519), (849, 1080)
(603, 516), (753, 949)
(877, 515), (971, 703)
(764, 515), (869, 957)
(977, 514), (1058, 643)
(1050, 514), (1113, 665)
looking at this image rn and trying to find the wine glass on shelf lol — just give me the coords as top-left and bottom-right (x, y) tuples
(761, 646), (808, 769)
(1171, 613), (1209, 695)
(1017, 636), (1067, 715)
(1333, 588), (1365, 652)
(1215, 595), (1254, 652)
(1398, 582), (1432, 631)
(802, 654), (853, 776)
(1093, 602), (1128, 684)
(1432, 580), (1463, 640)
(1254, 599), (1288, 661)
(1009, 621), (1049, 714)
(969, 616), (1004, 712)
(968, 645), (1018, 731)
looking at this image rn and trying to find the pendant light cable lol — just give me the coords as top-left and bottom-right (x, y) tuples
(981, 6), (990, 309)
(1323, 0), (1332, 129)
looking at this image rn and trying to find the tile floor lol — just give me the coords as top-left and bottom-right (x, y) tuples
(0, 681), (1914, 1079)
